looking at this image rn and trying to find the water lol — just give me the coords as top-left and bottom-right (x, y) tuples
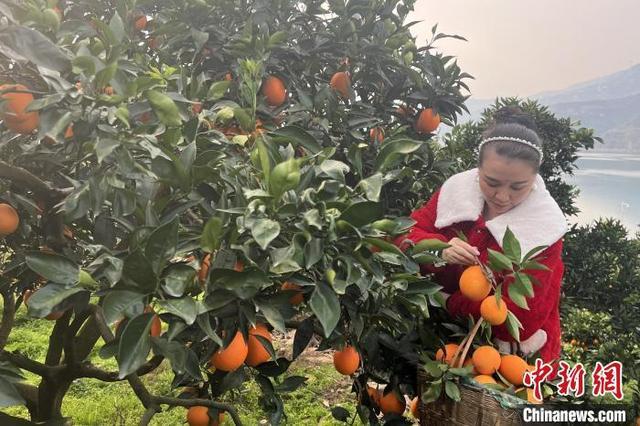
(564, 152), (640, 233)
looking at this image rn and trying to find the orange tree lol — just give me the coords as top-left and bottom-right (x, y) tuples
(0, 0), (469, 424)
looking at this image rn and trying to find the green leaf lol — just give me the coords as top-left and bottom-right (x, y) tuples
(0, 377), (24, 408)
(95, 61), (118, 90)
(268, 31), (287, 47)
(330, 406), (350, 422)
(309, 281), (340, 337)
(363, 237), (403, 255)
(109, 12), (125, 43)
(318, 160), (349, 182)
(145, 90), (182, 127)
(201, 217), (224, 253)
(357, 173), (383, 202)
(26, 284), (84, 318)
(270, 158), (301, 200)
(374, 138), (422, 171)
(145, 219), (178, 274)
(513, 272), (534, 298)
(254, 300), (286, 332)
(0, 26), (70, 72)
(251, 219), (281, 250)
(424, 361), (444, 378)
(95, 138), (120, 164)
(195, 314), (223, 346)
(445, 381), (461, 401)
(339, 201), (383, 228)
(505, 311), (522, 342)
(158, 297), (198, 325)
(412, 239), (450, 253)
(521, 260), (549, 271)
(102, 290), (145, 326)
(122, 250), (158, 294)
(117, 313), (154, 379)
(210, 269), (270, 300)
(502, 227), (522, 263)
(25, 252), (79, 285)
(488, 249), (513, 272)
(207, 81), (232, 100)
(421, 382), (442, 403)
(271, 126), (322, 154)
(162, 265), (195, 298)
(522, 245), (548, 262)
(507, 279), (529, 310)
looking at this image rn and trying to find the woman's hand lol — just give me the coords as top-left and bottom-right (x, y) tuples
(442, 237), (480, 265)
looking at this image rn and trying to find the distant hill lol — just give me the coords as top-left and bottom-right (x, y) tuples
(460, 64), (640, 153)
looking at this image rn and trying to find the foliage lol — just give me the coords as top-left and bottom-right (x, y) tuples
(0, 0), (470, 424)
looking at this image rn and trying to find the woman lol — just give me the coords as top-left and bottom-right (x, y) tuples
(399, 106), (567, 365)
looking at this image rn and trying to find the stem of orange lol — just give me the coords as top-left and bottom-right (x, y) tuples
(456, 318), (484, 368)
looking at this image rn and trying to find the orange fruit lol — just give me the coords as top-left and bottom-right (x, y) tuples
(0, 203), (20, 236)
(499, 354), (528, 386)
(333, 345), (360, 375)
(144, 306), (162, 337)
(1, 84), (39, 134)
(471, 345), (501, 375)
(234, 260), (244, 272)
(435, 343), (460, 366)
(64, 124), (74, 139)
(330, 71), (351, 99)
(474, 374), (497, 385)
(463, 358), (477, 374)
(102, 86), (115, 96)
(246, 323), (272, 367)
(192, 101), (203, 115)
(210, 331), (248, 372)
(281, 282), (303, 305)
(415, 108), (440, 134)
(186, 406), (225, 426)
(261, 76), (287, 107)
(410, 396), (419, 417)
(378, 388), (406, 415)
(53, 6), (63, 19)
(134, 15), (147, 31)
(459, 265), (491, 302)
(480, 295), (508, 325)
(224, 72), (233, 81)
(526, 388), (542, 404)
(198, 253), (212, 285)
(369, 127), (384, 144)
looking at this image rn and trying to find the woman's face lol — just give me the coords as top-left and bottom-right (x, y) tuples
(478, 148), (538, 216)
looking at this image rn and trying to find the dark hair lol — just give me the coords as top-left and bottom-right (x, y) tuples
(479, 106), (543, 170)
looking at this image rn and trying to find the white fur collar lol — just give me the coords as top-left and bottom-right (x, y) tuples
(434, 168), (567, 255)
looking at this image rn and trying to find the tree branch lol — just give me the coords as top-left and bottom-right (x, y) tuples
(13, 382), (38, 419)
(0, 160), (65, 200)
(44, 310), (72, 366)
(62, 309), (91, 365)
(77, 356), (164, 382)
(0, 350), (55, 378)
(0, 290), (16, 350)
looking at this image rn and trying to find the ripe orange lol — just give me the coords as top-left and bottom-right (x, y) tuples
(261, 76), (287, 107)
(415, 108), (440, 134)
(210, 331), (248, 372)
(474, 374), (497, 385)
(459, 265), (491, 302)
(198, 253), (212, 285)
(378, 388), (406, 415)
(186, 406), (225, 426)
(147, 37), (160, 49)
(1, 84), (39, 134)
(369, 127), (384, 144)
(102, 86), (115, 96)
(499, 354), (528, 386)
(480, 295), (508, 325)
(234, 260), (244, 272)
(471, 345), (501, 375)
(0, 203), (20, 236)
(281, 281), (303, 305)
(64, 124), (74, 139)
(410, 396), (419, 417)
(134, 15), (147, 31)
(435, 343), (460, 366)
(333, 345), (360, 375)
(330, 71), (351, 99)
(192, 101), (203, 115)
(144, 306), (162, 337)
(224, 72), (233, 81)
(246, 323), (272, 367)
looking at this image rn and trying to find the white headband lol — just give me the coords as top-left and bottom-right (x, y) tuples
(478, 136), (543, 164)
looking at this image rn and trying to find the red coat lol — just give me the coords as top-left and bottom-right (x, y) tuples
(399, 189), (564, 364)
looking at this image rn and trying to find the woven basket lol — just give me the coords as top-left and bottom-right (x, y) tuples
(417, 369), (525, 426)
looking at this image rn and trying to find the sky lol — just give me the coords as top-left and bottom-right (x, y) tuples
(409, 0), (640, 99)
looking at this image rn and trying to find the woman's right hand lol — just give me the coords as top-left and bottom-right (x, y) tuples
(442, 237), (480, 265)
